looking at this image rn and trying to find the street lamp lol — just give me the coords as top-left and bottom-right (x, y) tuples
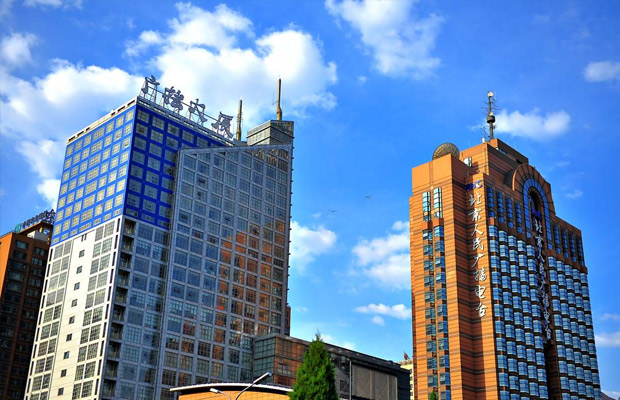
(235, 372), (273, 400)
(209, 388), (231, 400)
(208, 372), (273, 400)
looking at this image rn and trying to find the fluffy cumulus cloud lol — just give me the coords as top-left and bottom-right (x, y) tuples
(289, 221), (337, 272)
(351, 221), (411, 290)
(127, 3), (337, 129)
(325, 0), (443, 79)
(2, 2), (337, 209)
(1, 32), (37, 67)
(583, 61), (620, 82)
(595, 331), (620, 347)
(355, 303), (411, 320)
(493, 108), (571, 140)
(0, 62), (142, 206)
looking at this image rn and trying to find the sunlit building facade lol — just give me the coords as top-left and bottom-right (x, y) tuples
(409, 138), (601, 400)
(25, 78), (294, 400)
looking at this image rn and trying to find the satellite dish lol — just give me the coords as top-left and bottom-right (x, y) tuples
(432, 143), (460, 160)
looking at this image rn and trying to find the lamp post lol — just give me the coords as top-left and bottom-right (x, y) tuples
(208, 372), (273, 400)
(234, 372), (273, 400)
(209, 388), (232, 400)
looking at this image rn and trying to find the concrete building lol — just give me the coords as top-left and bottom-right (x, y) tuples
(409, 137), (601, 400)
(24, 77), (294, 400)
(0, 213), (53, 399)
(252, 333), (411, 400)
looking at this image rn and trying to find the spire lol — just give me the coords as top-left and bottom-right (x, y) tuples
(486, 91), (496, 140)
(236, 99), (242, 141)
(276, 78), (282, 121)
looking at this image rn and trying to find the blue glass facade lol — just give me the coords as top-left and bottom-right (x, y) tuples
(52, 105), (136, 245)
(52, 99), (230, 246)
(124, 103), (228, 230)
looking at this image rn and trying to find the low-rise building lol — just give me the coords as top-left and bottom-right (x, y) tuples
(252, 334), (410, 400)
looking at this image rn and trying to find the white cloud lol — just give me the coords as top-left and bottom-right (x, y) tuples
(167, 3), (253, 49)
(294, 307), (308, 313)
(124, 30), (164, 57)
(371, 315), (385, 326)
(37, 179), (60, 209)
(601, 313), (620, 322)
(596, 331), (620, 347)
(355, 303), (411, 319)
(494, 108), (571, 140)
(127, 3), (337, 129)
(24, 0), (82, 8)
(2, 3), (338, 212)
(0, 0), (12, 19)
(565, 189), (583, 199)
(0, 63), (142, 208)
(325, 0), (443, 79)
(583, 61), (620, 82)
(321, 334), (356, 350)
(352, 221), (411, 289)
(290, 221), (337, 272)
(1, 32), (37, 67)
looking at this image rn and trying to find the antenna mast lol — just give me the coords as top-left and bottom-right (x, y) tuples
(276, 79), (282, 121)
(486, 91), (496, 140)
(236, 99), (242, 141)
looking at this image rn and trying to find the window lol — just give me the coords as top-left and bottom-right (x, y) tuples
(63, 351), (70, 359)
(79, 250), (85, 257)
(61, 369), (67, 377)
(69, 316), (75, 324)
(74, 283), (80, 290)
(67, 333), (72, 341)
(77, 266), (82, 274)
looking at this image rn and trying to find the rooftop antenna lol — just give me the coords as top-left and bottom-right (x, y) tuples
(276, 78), (282, 121)
(236, 99), (243, 141)
(486, 91), (496, 140)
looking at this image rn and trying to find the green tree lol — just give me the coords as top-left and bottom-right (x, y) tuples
(429, 391), (438, 400)
(289, 334), (339, 400)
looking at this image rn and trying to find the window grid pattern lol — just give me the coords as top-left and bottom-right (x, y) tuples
(548, 257), (601, 400)
(53, 108), (135, 246)
(422, 222), (450, 399)
(158, 145), (292, 388)
(490, 228), (550, 400)
(124, 104), (226, 230)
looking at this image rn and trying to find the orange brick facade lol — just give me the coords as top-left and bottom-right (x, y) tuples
(410, 139), (601, 400)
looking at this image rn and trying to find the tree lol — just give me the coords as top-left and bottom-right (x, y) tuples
(429, 392), (438, 400)
(289, 334), (339, 400)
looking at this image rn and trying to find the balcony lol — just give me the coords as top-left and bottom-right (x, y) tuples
(107, 344), (121, 359)
(110, 324), (123, 341)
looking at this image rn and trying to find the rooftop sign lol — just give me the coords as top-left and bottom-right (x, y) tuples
(15, 209), (55, 233)
(139, 75), (234, 140)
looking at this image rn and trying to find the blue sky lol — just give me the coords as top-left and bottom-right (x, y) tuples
(1, 0), (619, 396)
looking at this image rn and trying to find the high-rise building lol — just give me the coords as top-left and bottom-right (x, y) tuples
(409, 138), (601, 400)
(0, 213), (53, 399)
(25, 77), (294, 400)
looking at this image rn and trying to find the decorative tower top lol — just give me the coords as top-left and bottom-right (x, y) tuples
(276, 78), (283, 121)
